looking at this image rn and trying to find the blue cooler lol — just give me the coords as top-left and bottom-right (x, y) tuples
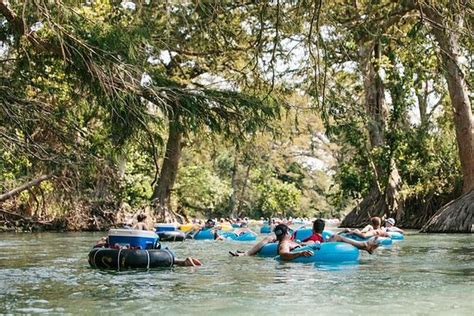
(108, 229), (159, 249)
(155, 224), (178, 232)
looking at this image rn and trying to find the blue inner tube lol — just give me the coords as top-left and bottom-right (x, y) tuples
(292, 228), (334, 241)
(387, 232), (404, 240)
(277, 242), (360, 263)
(258, 242), (279, 257)
(220, 231), (257, 241)
(234, 232), (257, 241)
(194, 229), (217, 240)
(260, 225), (272, 234)
(340, 233), (393, 246)
(258, 242), (359, 263)
(157, 231), (186, 242)
(220, 231), (238, 239)
(88, 248), (175, 270)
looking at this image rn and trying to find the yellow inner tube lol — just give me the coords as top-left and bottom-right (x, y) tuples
(220, 224), (233, 231)
(179, 224), (196, 232)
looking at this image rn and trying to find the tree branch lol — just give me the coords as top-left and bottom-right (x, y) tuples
(0, 174), (53, 203)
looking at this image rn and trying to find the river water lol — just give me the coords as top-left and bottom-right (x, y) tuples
(0, 231), (473, 315)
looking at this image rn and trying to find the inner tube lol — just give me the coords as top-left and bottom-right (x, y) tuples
(218, 231), (258, 241)
(194, 229), (217, 240)
(292, 228), (334, 242)
(233, 232), (257, 241)
(157, 231), (186, 242)
(220, 231), (238, 239)
(258, 242), (359, 263)
(155, 224), (177, 232)
(260, 225), (272, 234)
(387, 231), (404, 240)
(89, 248), (175, 270)
(220, 224), (234, 231)
(276, 242), (359, 263)
(179, 224), (196, 232)
(340, 233), (393, 246)
(258, 242), (279, 257)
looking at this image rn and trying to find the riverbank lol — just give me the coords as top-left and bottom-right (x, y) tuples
(0, 203), (155, 233)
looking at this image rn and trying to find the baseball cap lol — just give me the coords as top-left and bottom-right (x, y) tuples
(274, 224), (289, 238)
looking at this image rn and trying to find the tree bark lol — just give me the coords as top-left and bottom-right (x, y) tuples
(151, 113), (183, 222)
(423, 2), (474, 193)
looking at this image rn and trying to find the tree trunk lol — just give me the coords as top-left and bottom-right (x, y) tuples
(424, 3), (474, 193)
(151, 114), (183, 222)
(229, 154), (239, 218)
(340, 40), (402, 228)
(415, 79), (429, 126)
(420, 190), (474, 233)
(361, 41), (387, 149)
(236, 164), (251, 216)
(418, 1), (474, 233)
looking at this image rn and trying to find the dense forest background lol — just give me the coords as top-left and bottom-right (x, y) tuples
(0, 1), (472, 232)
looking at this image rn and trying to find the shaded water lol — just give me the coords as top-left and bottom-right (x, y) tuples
(0, 231), (473, 315)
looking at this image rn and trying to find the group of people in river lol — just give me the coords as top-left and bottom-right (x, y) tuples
(228, 218), (383, 258)
(93, 214), (403, 267)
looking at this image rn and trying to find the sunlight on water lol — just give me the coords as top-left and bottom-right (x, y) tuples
(0, 231), (473, 315)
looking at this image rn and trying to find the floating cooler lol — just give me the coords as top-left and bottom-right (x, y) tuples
(108, 229), (159, 249)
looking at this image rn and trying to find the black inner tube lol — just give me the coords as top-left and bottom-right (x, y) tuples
(89, 248), (175, 270)
(157, 231), (186, 242)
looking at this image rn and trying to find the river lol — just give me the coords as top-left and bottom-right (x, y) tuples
(0, 231), (473, 315)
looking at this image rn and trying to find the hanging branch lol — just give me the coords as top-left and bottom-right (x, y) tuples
(0, 175), (53, 203)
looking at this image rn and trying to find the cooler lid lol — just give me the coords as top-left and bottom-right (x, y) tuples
(108, 229), (158, 238)
(155, 223), (177, 228)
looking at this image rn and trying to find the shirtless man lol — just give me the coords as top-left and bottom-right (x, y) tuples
(274, 224), (314, 260)
(384, 218), (404, 233)
(341, 217), (390, 239)
(132, 214), (149, 230)
(233, 222), (255, 236)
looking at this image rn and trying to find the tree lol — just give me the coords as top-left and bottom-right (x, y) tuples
(419, 0), (473, 232)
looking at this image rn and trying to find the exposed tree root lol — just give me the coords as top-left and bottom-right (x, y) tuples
(421, 190), (474, 233)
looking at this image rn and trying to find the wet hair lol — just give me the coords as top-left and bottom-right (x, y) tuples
(205, 219), (215, 227)
(313, 219), (325, 233)
(274, 224), (289, 241)
(371, 217), (381, 228)
(137, 214), (147, 222)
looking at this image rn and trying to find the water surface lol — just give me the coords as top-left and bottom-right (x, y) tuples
(0, 231), (473, 315)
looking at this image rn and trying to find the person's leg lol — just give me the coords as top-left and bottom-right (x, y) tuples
(343, 229), (369, 239)
(230, 234), (276, 256)
(329, 235), (379, 254)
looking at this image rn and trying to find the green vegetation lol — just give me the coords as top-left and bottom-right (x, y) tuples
(0, 1), (472, 232)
